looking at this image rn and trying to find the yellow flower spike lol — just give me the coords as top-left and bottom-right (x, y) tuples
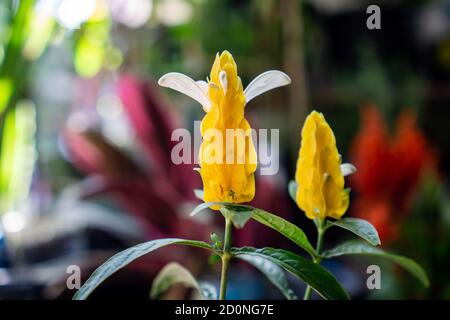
(295, 111), (356, 221)
(159, 51), (291, 208)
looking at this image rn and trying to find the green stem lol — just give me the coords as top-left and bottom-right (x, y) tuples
(303, 282), (313, 300)
(219, 217), (233, 300)
(303, 220), (325, 300)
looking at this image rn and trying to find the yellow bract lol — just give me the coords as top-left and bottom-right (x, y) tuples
(199, 51), (257, 206)
(295, 111), (349, 221)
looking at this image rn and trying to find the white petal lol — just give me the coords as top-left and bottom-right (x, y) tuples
(196, 80), (209, 94)
(341, 163), (357, 176)
(219, 70), (228, 95)
(158, 72), (211, 112)
(244, 70), (291, 104)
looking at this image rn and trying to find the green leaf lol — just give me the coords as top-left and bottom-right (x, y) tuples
(251, 208), (316, 258)
(73, 238), (213, 300)
(236, 254), (298, 300)
(150, 262), (217, 300)
(288, 180), (297, 203)
(151, 262), (197, 299)
(232, 247), (349, 300)
(190, 201), (316, 258)
(322, 240), (429, 287)
(327, 217), (381, 246)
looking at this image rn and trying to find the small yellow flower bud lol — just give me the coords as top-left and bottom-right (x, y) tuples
(295, 111), (350, 220)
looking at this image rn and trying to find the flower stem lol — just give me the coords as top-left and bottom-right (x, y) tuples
(219, 217), (233, 300)
(303, 221), (325, 300)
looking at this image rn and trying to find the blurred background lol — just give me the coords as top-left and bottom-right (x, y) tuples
(0, 0), (449, 300)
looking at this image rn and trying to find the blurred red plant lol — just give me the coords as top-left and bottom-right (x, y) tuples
(350, 104), (437, 243)
(64, 75), (206, 241)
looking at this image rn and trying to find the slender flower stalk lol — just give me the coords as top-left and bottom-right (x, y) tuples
(219, 217), (233, 300)
(303, 219), (325, 300)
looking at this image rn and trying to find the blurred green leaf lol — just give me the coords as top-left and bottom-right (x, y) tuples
(236, 254), (298, 300)
(322, 240), (429, 287)
(74, 36), (104, 78)
(74, 18), (110, 78)
(150, 262), (217, 300)
(0, 101), (36, 213)
(208, 253), (221, 265)
(22, 10), (55, 60)
(0, 0), (34, 114)
(0, 78), (13, 114)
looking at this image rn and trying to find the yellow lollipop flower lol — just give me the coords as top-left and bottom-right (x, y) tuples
(159, 51), (291, 206)
(295, 111), (356, 221)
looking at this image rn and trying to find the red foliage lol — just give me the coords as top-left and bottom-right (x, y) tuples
(64, 75), (206, 240)
(350, 105), (436, 243)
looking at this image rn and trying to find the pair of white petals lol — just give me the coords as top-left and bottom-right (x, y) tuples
(158, 70), (292, 112)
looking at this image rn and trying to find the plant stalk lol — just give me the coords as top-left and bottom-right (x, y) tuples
(303, 221), (325, 300)
(219, 217), (233, 300)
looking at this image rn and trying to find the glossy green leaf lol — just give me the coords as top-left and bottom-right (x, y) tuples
(73, 238), (213, 300)
(232, 247), (349, 300)
(190, 201), (316, 258)
(327, 217), (381, 246)
(150, 262), (217, 300)
(251, 208), (316, 258)
(322, 240), (429, 287)
(236, 254), (297, 300)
